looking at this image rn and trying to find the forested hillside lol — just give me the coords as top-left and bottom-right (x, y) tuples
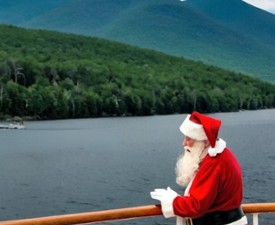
(0, 25), (274, 120)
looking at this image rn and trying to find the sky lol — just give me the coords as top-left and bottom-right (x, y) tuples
(242, 0), (275, 14)
(179, 0), (275, 14)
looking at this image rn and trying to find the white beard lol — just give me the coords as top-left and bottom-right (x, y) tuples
(175, 141), (207, 188)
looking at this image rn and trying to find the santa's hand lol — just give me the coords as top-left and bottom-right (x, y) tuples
(167, 187), (178, 197)
(150, 188), (167, 201)
(150, 187), (178, 218)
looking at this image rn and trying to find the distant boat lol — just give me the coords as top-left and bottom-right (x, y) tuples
(0, 121), (25, 129)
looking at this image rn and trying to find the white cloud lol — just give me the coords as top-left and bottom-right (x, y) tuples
(242, 0), (275, 14)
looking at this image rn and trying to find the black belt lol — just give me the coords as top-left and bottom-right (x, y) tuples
(187, 207), (244, 225)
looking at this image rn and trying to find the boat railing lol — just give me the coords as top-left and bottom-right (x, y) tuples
(0, 203), (274, 225)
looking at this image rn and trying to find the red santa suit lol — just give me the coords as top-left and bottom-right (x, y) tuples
(150, 111), (248, 225)
(173, 145), (243, 218)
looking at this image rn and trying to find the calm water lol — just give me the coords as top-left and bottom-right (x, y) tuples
(0, 109), (275, 224)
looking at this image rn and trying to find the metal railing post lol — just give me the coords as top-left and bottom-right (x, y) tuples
(252, 213), (259, 225)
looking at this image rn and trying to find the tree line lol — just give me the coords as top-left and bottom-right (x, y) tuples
(0, 24), (274, 120)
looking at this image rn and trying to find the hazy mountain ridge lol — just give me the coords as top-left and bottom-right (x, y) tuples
(0, 0), (73, 23)
(185, 0), (275, 48)
(0, 0), (275, 82)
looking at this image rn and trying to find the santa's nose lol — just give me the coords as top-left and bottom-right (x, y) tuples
(183, 137), (187, 146)
(183, 136), (194, 147)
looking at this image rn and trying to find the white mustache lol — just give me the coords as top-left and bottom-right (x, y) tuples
(184, 146), (191, 153)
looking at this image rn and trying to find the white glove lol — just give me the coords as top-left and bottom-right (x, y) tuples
(150, 187), (178, 218)
(150, 188), (167, 201)
(167, 187), (178, 198)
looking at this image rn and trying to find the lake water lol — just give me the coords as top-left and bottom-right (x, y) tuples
(0, 109), (275, 225)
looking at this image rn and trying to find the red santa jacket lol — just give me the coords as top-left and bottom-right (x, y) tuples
(173, 148), (243, 218)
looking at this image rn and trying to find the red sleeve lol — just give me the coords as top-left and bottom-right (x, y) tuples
(173, 158), (221, 218)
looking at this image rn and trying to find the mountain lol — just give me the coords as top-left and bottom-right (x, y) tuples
(0, 0), (275, 82)
(0, 0), (71, 23)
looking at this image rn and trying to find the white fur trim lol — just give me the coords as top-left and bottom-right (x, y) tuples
(161, 187), (178, 218)
(208, 138), (226, 157)
(179, 115), (207, 141)
(162, 200), (176, 218)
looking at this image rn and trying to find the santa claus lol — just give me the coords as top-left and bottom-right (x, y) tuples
(151, 111), (248, 225)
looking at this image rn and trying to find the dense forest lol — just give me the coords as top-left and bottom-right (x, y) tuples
(0, 24), (275, 120)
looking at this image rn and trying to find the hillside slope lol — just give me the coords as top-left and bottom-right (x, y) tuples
(1, 24), (275, 119)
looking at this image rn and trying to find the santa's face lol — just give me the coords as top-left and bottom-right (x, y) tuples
(175, 137), (208, 188)
(182, 136), (196, 152)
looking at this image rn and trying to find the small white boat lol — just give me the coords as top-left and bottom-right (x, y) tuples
(0, 122), (25, 129)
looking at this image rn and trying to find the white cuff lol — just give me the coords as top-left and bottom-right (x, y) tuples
(162, 198), (176, 218)
(161, 187), (178, 218)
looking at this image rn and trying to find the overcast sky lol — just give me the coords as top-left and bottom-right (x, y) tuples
(242, 0), (275, 14)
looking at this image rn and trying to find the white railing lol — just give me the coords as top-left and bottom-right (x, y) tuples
(0, 203), (274, 225)
(244, 203), (275, 225)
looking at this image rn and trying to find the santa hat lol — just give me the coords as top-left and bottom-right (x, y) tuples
(180, 111), (222, 150)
